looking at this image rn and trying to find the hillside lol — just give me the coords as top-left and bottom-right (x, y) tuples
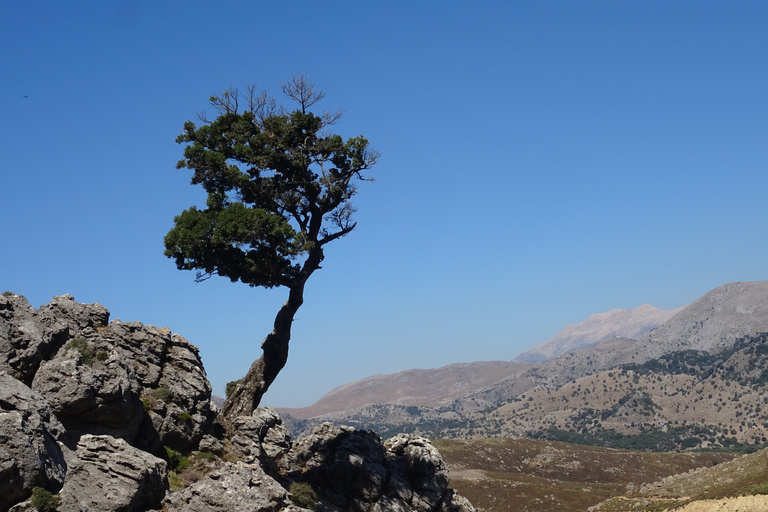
(593, 445), (768, 511)
(284, 281), (768, 444)
(281, 300), (682, 421)
(280, 360), (533, 420)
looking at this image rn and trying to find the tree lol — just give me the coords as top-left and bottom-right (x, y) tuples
(164, 75), (379, 424)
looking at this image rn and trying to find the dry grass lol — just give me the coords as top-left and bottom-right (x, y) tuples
(432, 437), (736, 512)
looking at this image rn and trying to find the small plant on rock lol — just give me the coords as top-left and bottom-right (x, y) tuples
(177, 411), (193, 424)
(289, 482), (318, 510)
(65, 337), (96, 366)
(30, 486), (60, 512)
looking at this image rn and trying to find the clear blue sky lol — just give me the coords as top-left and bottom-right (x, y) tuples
(2, 1), (767, 407)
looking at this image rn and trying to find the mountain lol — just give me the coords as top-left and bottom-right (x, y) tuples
(279, 361), (534, 420)
(281, 302), (681, 421)
(280, 302), (688, 426)
(282, 280), (768, 444)
(514, 303), (682, 363)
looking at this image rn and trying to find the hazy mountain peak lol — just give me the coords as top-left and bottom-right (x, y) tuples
(514, 303), (683, 363)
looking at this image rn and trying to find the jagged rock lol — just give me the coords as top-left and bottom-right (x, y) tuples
(0, 294), (477, 512)
(109, 321), (214, 452)
(31, 334), (144, 445)
(162, 461), (290, 512)
(280, 423), (476, 512)
(57, 434), (167, 512)
(0, 293), (214, 453)
(38, 294), (110, 335)
(198, 434), (224, 456)
(230, 406), (292, 462)
(0, 293), (69, 385)
(0, 372), (67, 511)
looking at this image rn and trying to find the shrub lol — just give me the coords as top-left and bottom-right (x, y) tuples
(153, 387), (172, 403)
(177, 411), (193, 424)
(289, 482), (318, 510)
(225, 379), (242, 398)
(31, 486), (60, 512)
(65, 337), (96, 366)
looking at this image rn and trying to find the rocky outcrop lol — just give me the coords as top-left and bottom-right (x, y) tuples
(57, 435), (167, 512)
(0, 293), (476, 512)
(163, 461), (291, 512)
(0, 372), (66, 511)
(280, 423), (474, 512)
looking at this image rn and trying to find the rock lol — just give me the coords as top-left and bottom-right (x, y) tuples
(163, 461), (290, 512)
(0, 293), (69, 385)
(109, 321), (215, 452)
(57, 434), (167, 512)
(384, 433), (451, 511)
(230, 407), (292, 462)
(31, 334), (144, 446)
(0, 372), (67, 511)
(280, 423), (476, 512)
(38, 294), (110, 335)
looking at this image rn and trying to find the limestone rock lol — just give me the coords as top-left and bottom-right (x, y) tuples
(32, 337), (143, 445)
(162, 461), (290, 512)
(0, 293), (69, 385)
(0, 372), (67, 511)
(57, 434), (167, 512)
(109, 321), (214, 452)
(230, 406), (292, 462)
(280, 423), (476, 512)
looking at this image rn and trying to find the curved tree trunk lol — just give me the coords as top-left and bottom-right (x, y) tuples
(219, 246), (323, 427)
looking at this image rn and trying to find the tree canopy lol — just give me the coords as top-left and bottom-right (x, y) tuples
(164, 75), (378, 421)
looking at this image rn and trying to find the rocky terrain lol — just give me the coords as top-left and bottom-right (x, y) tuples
(283, 281), (768, 444)
(0, 292), (475, 512)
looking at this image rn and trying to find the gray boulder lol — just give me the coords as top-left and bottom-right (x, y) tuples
(0, 372), (67, 511)
(279, 423), (476, 512)
(57, 434), (167, 512)
(0, 293), (69, 385)
(109, 321), (215, 452)
(230, 406), (292, 462)
(162, 461), (290, 512)
(32, 332), (143, 445)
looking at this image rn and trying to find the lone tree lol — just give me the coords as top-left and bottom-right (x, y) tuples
(164, 75), (378, 423)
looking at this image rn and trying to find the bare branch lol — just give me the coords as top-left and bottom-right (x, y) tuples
(209, 86), (239, 114)
(281, 73), (325, 113)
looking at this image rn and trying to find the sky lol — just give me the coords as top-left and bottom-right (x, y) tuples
(2, 1), (767, 408)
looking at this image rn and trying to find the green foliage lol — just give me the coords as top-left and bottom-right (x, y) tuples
(31, 486), (60, 512)
(2, 291), (13, 297)
(164, 76), (378, 290)
(142, 398), (152, 412)
(152, 387), (172, 403)
(177, 411), (193, 424)
(225, 379), (241, 398)
(289, 482), (318, 510)
(65, 337), (96, 366)
(196, 450), (216, 461)
(162, 446), (190, 472)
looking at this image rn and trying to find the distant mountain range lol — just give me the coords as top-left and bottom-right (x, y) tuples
(280, 301), (683, 420)
(279, 280), (768, 450)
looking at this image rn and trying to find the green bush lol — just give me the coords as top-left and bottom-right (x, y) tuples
(177, 411), (193, 424)
(225, 379), (242, 398)
(31, 486), (60, 512)
(152, 387), (172, 403)
(289, 482), (317, 510)
(65, 337), (96, 366)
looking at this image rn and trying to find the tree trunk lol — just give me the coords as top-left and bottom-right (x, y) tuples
(219, 246), (323, 427)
